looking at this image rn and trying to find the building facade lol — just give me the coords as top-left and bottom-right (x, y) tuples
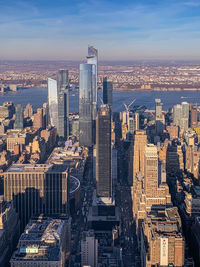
(14, 104), (24, 130)
(81, 230), (98, 267)
(103, 77), (113, 111)
(96, 105), (112, 199)
(79, 63), (93, 147)
(4, 164), (69, 228)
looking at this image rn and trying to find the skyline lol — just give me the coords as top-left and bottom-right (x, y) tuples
(1, 0), (200, 60)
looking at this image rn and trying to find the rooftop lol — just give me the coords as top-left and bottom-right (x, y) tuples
(6, 163), (68, 173)
(10, 217), (67, 262)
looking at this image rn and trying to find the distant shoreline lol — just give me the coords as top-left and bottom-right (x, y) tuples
(1, 86), (200, 95)
(115, 88), (200, 92)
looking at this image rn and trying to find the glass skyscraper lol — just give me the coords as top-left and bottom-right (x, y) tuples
(58, 91), (67, 138)
(103, 77), (113, 111)
(79, 63), (93, 147)
(48, 70), (69, 138)
(57, 69), (69, 138)
(87, 46), (98, 121)
(48, 78), (58, 130)
(57, 69), (68, 92)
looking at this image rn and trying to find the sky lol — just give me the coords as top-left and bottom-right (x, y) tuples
(1, 0), (200, 60)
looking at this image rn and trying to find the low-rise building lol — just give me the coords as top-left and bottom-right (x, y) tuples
(10, 216), (70, 267)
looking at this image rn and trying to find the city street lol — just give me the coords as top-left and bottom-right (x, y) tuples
(117, 185), (140, 267)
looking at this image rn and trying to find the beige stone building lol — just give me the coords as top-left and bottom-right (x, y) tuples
(140, 207), (185, 267)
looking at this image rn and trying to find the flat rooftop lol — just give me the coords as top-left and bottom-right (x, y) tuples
(10, 217), (66, 262)
(6, 163), (68, 173)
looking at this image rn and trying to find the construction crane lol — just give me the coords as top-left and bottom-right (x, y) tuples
(123, 98), (136, 112)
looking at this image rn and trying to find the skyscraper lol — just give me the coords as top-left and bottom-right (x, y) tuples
(42, 102), (49, 128)
(48, 71), (68, 139)
(81, 230), (98, 267)
(24, 103), (33, 118)
(190, 106), (198, 127)
(155, 98), (162, 120)
(87, 46), (98, 121)
(155, 99), (165, 134)
(128, 112), (139, 135)
(57, 69), (69, 138)
(48, 78), (58, 129)
(33, 108), (43, 129)
(96, 105), (112, 199)
(58, 91), (67, 138)
(57, 69), (68, 92)
(144, 144), (158, 197)
(79, 63), (93, 147)
(14, 104), (24, 130)
(182, 101), (189, 119)
(4, 164), (69, 229)
(103, 77), (113, 111)
(132, 130), (147, 185)
(173, 102), (189, 132)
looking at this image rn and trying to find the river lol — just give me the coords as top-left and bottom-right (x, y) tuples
(0, 88), (200, 112)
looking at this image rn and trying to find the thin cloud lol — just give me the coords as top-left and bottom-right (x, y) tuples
(0, 0), (200, 59)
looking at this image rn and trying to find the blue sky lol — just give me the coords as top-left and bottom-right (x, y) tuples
(1, 0), (200, 60)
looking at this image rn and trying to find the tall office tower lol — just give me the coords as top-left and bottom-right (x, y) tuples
(173, 102), (189, 132)
(87, 46), (98, 121)
(48, 78), (58, 129)
(58, 91), (67, 138)
(96, 105), (112, 199)
(144, 144), (158, 197)
(4, 164), (69, 229)
(173, 104), (182, 126)
(42, 102), (49, 128)
(155, 99), (165, 134)
(57, 69), (69, 138)
(81, 230), (98, 267)
(103, 77), (113, 110)
(182, 101), (190, 119)
(190, 106), (198, 127)
(48, 75), (68, 138)
(155, 98), (162, 120)
(57, 69), (68, 91)
(181, 101), (189, 132)
(33, 108), (43, 129)
(128, 112), (139, 135)
(79, 63), (93, 147)
(132, 130), (147, 185)
(24, 103), (33, 118)
(14, 104), (24, 130)
(185, 145), (199, 180)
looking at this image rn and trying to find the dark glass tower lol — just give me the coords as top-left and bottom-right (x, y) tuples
(14, 104), (24, 130)
(96, 105), (112, 198)
(103, 77), (113, 111)
(79, 63), (93, 147)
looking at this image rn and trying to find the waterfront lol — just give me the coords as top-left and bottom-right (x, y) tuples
(0, 88), (200, 112)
